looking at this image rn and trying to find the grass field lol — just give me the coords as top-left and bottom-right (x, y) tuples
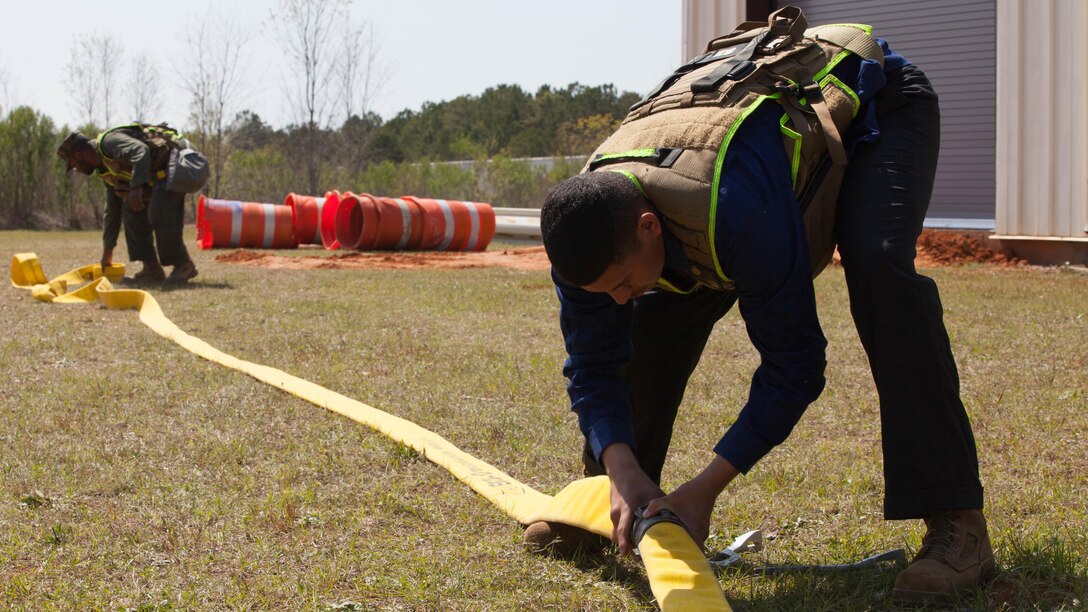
(2, 229), (1086, 610)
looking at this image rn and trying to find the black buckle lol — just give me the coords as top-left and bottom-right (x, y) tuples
(588, 147), (683, 172)
(772, 81), (800, 96)
(800, 81), (823, 100)
(632, 505), (688, 548)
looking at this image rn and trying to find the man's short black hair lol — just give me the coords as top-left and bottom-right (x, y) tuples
(56, 132), (93, 169)
(541, 171), (648, 287)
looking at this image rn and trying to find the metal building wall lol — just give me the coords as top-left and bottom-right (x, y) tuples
(681, 0), (1088, 261)
(994, 0), (1088, 255)
(681, 0), (998, 228)
(784, 0), (997, 227)
(682, 1), (746, 61)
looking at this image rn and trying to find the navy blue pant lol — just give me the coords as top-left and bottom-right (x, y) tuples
(584, 66), (983, 520)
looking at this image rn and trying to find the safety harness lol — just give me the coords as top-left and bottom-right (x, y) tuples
(95, 123), (186, 190)
(585, 6), (884, 291)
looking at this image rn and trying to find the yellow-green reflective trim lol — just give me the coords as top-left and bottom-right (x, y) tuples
(655, 277), (698, 294)
(598, 148), (657, 161)
(779, 113), (802, 187)
(607, 168), (649, 199)
(820, 73), (861, 118)
(812, 24), (876, 81)
(813, 50), (852, 82)
(607, 169), (709, 294)
(708, 94), (775, 283)
(818, 23), (874, 35)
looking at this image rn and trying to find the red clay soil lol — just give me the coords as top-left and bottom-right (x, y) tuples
(214, 246), (552, 271)
(913, 229), (1025, 268)
(214, 230), (1023, 272)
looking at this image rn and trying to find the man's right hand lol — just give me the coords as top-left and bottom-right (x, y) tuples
(601, 443), (665, 555)
(100, 246), (114, 269)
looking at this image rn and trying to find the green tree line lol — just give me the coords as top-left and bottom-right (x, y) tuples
(0, 82), (638, 229)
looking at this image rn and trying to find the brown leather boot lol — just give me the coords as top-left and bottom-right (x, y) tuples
(523, 521), (608, 556)
(165, 260), (198, 285)
(133, 260), (166, 283)
(893, 509), (997, 603)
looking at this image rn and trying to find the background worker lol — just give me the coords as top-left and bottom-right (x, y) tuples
(57, 126), (198, 284)
(531, 13), (995, 605)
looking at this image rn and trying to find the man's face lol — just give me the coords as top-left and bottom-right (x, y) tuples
(582, 211), (666, 305)
(67, 148), (98, 175)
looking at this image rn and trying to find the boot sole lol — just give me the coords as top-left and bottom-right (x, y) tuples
(165, 270), (199, 285)
(892, 561), (998, 604)
(892, 586), (955, 604)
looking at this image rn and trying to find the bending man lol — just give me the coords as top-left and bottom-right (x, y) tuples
(57, 125), (198, 284)
(532, 11), (994, 605)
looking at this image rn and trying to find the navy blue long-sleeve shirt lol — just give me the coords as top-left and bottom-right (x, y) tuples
(555, 41), (908, 474)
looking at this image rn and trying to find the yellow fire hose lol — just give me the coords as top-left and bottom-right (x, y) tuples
(11, 253), (729, 610)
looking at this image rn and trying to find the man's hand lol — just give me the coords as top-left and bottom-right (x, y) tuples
(124, 185), (146, 211)
(100, 246), (114, 269)
(601, 443), (665, 555)
(644, 455), (739, 551)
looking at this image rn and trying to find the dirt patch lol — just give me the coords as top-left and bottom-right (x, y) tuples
(214, 230), (1023, 273)
(914, 229), (1025, 267)
(214, 246), (551, 272)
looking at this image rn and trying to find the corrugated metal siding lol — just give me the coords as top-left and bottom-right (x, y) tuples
(995, 0), (1088, 240)
(785, 0), (997, 223)
(682, 1), (746, 61)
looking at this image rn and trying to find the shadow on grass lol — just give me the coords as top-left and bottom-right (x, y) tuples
(719, 564), (902, 611)
(571, 549), (657, 604)
(985, 536), (1088, 610)
(157, 279), (235, 293)
(527, 546), (656, 604)
(716, 538), (1088, 611)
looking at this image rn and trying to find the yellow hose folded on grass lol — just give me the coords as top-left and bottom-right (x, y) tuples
(11, 253), (729, 611)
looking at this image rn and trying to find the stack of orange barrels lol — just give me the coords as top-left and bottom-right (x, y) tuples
(335, 193), (495, 252)
(196, 191), (496, 252)
(197, 195), (297, 249)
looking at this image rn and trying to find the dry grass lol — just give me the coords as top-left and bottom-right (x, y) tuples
(2, 229), (1085, 610)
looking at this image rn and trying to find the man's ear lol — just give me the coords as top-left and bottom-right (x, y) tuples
(636, 210), (662, 239)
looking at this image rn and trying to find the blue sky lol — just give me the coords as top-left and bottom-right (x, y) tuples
(1, 0), (681, 129)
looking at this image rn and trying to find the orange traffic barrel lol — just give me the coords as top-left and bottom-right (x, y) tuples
(371, 196), (424, 250)
(285, 192), (331, 246)
(334, 192), (380, 250)
(402, 197), (496, 251)
(319, 190), (342, 250)
(196, 195), (298, 249)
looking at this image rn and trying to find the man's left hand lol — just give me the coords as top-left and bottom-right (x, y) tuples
(124, 185), (146, 211)
(643, 455), (740, 551)
(643, 480), (719, 550)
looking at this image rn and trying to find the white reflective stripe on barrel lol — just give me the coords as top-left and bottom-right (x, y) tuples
(230, 201), (243, 247)
(436, 199), (455, 250)
(263, 204), (276, 248)
(466, 201), (481, 250)
(394, 198), (412, 249)
(312, 197), (326, 243)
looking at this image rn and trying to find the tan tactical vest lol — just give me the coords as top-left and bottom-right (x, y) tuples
(584, 6), (883, 292)
(96, 123), (182, 191)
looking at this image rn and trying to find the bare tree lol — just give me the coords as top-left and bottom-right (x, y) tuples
(335, 20), (389, 124)
(0, 61), (13, 116)
(272, 0), (351, 195)
(64, 38), (98, 126)
(63, 33), (124, 127)
(128, 53), (163, 122)
(96, 34), (123, 126)
(181, 9), (250, 198)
